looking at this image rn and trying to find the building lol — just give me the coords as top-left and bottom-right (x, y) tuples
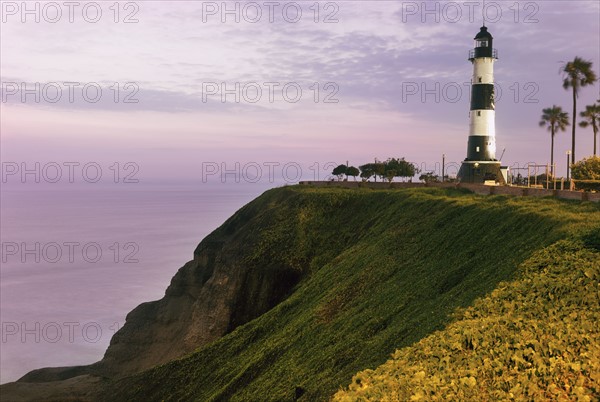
(457, 26), (506, 184)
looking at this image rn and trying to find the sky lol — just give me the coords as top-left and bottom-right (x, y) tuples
(1, 0), (600, 182)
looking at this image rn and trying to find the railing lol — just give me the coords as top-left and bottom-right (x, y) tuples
(469, 48), (498, 60)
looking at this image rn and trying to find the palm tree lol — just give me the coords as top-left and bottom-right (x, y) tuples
(579, 103), (600, 156)
(539, 106), (569, 175)
(561, 57), (598, 164)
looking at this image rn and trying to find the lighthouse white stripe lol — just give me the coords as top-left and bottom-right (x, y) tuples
(469, 110), (496, 136)
(472, 58), (495, 84)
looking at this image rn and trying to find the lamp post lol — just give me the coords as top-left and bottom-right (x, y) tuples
(566, 150), (571, 182)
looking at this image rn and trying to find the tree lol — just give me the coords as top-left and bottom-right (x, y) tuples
(332, 164), (347, 181)
(387, 158), (418, 181)
(570, 156), (600, 180)
(346, 166), (360, 181)
(360, 159), (418, 182)
(419, 171), (440, 183)
(385, 169), (397, 183)
(373, 162), (386, 182)
(359, 164), (374, 182)
(579, 103), (600, 156)
(539, 105), (569, 175)
(561, 57), (598, 164)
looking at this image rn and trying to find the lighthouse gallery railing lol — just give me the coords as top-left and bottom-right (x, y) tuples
(469, 48), (498, 60)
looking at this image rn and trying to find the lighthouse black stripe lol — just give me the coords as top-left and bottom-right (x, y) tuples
(467, 136), (496, 161)
(470, 84), (495, 110)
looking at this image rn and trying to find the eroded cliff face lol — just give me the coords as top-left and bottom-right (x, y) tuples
(14, 188), (305, 385)
(98, 241), (302, 377)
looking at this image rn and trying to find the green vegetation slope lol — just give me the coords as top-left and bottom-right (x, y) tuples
(97, 186), (599, 401)
(334, 237), (600, 401)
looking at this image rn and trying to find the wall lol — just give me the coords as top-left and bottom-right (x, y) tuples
(298, 181), (600, 203)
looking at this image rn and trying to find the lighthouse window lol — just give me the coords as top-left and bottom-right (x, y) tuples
(478, 77), (482, 83)
(477, 39), (488, 47)
(477, 111), (481, 116)
(476, 146), (480, 152)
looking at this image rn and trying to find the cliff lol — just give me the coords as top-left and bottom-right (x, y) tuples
(13, 187), (319, 383)
(2, 186), (599, 401)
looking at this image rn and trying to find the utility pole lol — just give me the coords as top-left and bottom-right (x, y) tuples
(442, 154), (445, 182)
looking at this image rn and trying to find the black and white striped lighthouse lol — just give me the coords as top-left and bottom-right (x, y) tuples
(457, 26), (505, 184)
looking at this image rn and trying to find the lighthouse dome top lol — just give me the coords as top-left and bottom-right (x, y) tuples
(474, 26), (493, 40)
(469, 26), (497, 60)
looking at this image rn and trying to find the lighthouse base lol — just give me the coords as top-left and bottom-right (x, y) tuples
(457, 161), (505, 185)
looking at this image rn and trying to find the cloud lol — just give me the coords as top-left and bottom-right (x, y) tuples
(1, 0), (599, 171)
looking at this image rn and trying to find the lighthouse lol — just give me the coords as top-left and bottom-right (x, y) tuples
(457, 26), (505, 184)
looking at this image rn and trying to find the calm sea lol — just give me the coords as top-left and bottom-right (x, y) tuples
(0, 182), (273, 383)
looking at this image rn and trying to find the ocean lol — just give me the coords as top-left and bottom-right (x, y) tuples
(0, 181), (273, 383)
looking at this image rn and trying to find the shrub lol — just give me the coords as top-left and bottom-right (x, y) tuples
(573, 179), (600, 192)
(571, 156), (600, 180)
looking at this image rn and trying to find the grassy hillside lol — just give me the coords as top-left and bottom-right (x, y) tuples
(98, 186), (600, 401)
(334, 236), (600, 401)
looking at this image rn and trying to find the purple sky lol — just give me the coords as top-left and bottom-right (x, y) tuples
(1, 1), (599, 180)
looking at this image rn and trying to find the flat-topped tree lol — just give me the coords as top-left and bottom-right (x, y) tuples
(346, 166), (360, 181)
(332, 164), (348, 181)
(359, 164), (374, 182)
(385, 158), (418, 182)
